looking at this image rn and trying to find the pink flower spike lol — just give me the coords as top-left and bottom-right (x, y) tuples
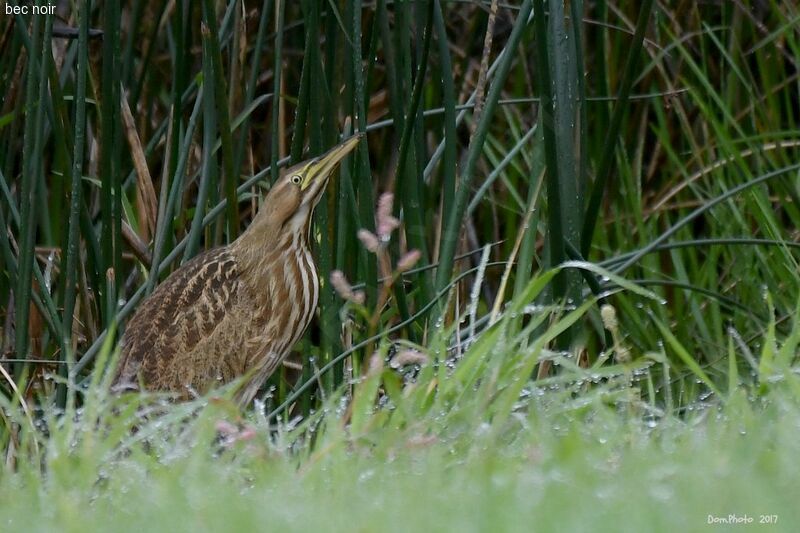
(330, 270), (353, 300)
(330, 270), (365, 305)
(396, 249), (422, 272)
(357, 228), (380, 253)
(377, 215), (400, 241)
(376, 193), (400, 239)
(352, 290), (366, 305)
(377, 192), (394, 220)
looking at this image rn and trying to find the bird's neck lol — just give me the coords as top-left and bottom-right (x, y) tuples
(232, 227), (309, 278)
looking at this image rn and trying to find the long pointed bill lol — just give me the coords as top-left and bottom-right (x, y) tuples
(300, 134), (363, 198)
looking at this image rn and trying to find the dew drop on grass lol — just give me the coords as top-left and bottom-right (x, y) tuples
(649, 483), (674, 502)
(522, 304), (548, 315)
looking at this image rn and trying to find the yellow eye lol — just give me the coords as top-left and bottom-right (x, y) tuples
(290, 175), (302, 185)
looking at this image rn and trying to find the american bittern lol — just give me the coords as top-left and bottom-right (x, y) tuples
(113, 135), (362, 406)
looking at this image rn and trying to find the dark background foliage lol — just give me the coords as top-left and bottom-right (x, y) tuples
(1, 0), (799, 419)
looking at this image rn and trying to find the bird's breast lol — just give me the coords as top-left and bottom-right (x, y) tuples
(243, 240), (319, 357)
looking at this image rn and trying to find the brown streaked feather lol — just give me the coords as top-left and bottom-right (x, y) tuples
(113, 240), (319, 404)
(113, 248), (241, 395)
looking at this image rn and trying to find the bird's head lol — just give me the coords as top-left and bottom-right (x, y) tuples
(242, 134), (362, 244)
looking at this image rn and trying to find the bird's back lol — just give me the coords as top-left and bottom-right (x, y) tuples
(113, 239), (319, 404)
(113, 247), (246, 397)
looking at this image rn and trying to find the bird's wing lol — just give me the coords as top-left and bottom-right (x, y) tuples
(113, 247), (241, 392)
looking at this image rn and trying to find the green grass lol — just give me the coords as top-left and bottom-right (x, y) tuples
(1, 0), (800, 529)
(5, 401), (800, 532)
(2, 298), (799, 531)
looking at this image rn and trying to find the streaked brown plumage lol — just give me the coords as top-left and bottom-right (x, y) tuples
(113, 135), (362, 406)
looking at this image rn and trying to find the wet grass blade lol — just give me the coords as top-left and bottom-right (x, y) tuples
(146, 90), (205, 293)
(185, 35), (218, 261)
(58, 0), (90, 408)
(14, 12), (46, 375)
(434, 0), (534, 307)
(581, 0), (655, 255)
(100, 0), (122, 325)
(234, 0), (273, 181)
(270, 0), (286, 182)
(533, 0), (567, 307)
(394, 0), (434, 308)
(351, 0), (378, 307)
(201, 0), (239, 239)
(433, 0), (457, 239)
